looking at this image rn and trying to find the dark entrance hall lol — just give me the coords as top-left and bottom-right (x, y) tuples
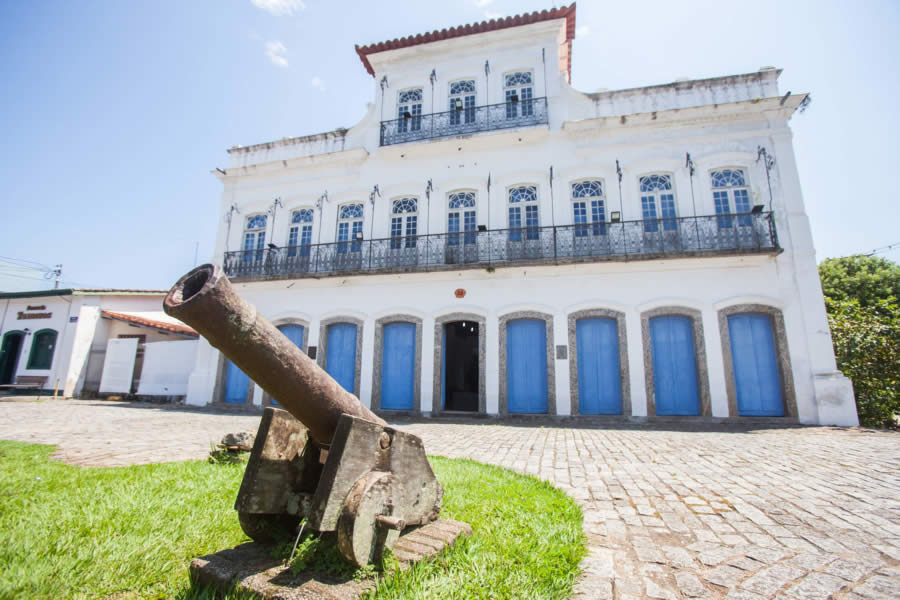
(443, 321), (479, 412)
(0, 332), (25, 385)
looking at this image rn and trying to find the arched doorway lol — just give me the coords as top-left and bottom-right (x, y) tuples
(0, 331), (25, 385)
(441, 320), (479, 412)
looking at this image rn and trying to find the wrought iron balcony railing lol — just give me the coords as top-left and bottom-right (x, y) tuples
(223, 212), (779, 281)
(379, 97), (549, 146)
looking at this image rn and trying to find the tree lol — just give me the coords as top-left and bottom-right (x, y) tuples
(819, 255), (900, 307)
(819, 255), (900, 428)
(825, 298), (899, 428)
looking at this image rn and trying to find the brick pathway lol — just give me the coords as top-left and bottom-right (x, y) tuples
(1, 398), (898, 599)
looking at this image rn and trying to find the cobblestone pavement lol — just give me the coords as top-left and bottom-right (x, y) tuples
(1, 398), (898, 599)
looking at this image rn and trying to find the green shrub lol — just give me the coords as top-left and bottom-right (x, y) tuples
(825, 298), (900, 427)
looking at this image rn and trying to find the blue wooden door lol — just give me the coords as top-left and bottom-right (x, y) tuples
(576, 318), (622, 414)
(381, 322), (415, 410)
(274, 324), (305, 406)
(728, 314), (783, 416)
(650, 315), (700, 415)
(223, 359), (250, 404)
(506, 319), (548, 413)
(326, 323), (357, 394)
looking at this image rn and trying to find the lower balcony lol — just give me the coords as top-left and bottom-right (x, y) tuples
(223, 212), (780, 282)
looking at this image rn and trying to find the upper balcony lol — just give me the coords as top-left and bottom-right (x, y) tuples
(379, 97), (548, 146)
(223, 212), (780, 282)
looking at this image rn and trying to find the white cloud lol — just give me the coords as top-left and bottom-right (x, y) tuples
(474, 0), (494, 6)
(265, 41), (288, 67)
(576, 25), (590, 37)
(251, 0), (305, 17)
(311, 76), (325, 91)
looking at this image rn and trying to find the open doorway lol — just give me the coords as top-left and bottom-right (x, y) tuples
(0, 331), (25, 385)
(442, 321), (479, 412)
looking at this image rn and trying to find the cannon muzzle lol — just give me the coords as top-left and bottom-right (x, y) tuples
(163, 263), (385, 446)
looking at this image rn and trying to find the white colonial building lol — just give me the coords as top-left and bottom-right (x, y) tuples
(185, 4), (857, 425)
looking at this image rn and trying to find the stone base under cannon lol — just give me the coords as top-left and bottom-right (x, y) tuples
(190, 519), (472, 600)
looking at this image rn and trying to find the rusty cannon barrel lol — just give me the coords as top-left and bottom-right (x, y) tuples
(163, 263), (385, 446)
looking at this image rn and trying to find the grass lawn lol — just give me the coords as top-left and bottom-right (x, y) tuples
(0, 441), (584, 599)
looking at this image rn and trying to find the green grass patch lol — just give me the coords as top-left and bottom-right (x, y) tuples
(0, 442), (584, 600)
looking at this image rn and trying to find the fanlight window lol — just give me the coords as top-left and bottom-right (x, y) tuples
(508, 185), (539, 241)
(390, 198), (418, 249)
(505, 71), (534, 119)
(398, 88), (423, 133)
(711, 168), (752, 228)
(337, 203), (364, 254)
(288, 208), (314, 257)
(448, 191), (476, 246)
(639, 174), (677, 233)
(242, 214), (267, 262)
(571, 180), (606, 237)
(449, 80), (476, 126)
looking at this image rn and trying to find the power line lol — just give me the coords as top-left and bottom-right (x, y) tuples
(864, 241), (900, 257)
(0, 255), (52, 269)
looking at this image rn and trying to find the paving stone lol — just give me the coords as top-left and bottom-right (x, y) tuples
(705, 565), (746, 588)
(823, 556), (883, 582)
(698, 546), (736, 566)
(782, 573), (848, 599)
(633, 540), (666, 564)
(744, 546), (789, 564)
(875, 564), (900, 577)
(783, 552), (837, 571)
(725, 590), (766, 600)
(662, 546), (696, 569)
(574, 576), (612, 600)
(740, 564), (806, 596)
(675, 571), (710, 598)
(873, 545), (900, 561)
(851, 575), (900, 599)
(728, 556), (765, 571)
(644, 577), (678, 600)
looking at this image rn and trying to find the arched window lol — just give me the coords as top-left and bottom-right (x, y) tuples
(27, 329), (57, 370)
(449, 80), (476, 126)
(571, 180), (606, 237)
(448, 191), (476, 246)
(390, 198), (418, 249)
(505, 71), (534, 119)
(398, 88), (423, 133)
(508, 185), (539, 241)
(337, 203), (364, 254)
(639, 174), (677, 233)
(242, 214), (267, 262)
(711, 168), (752, 228)
(287, 209), (314, 257)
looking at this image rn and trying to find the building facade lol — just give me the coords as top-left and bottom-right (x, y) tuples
(0, 289), (198, 398)
(185, 4), (858, 425)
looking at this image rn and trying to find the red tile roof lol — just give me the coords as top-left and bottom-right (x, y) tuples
(355, 3), (577, 80)
(102, 311), (198, 338)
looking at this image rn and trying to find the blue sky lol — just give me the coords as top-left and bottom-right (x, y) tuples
(1, 0), (898, 292)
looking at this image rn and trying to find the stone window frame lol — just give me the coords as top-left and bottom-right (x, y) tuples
(567, 308), (630, 416)
(371, 315), (423, 413)
(432, 312), (487, 415)
(640, 306), (711, 417)
(262, 318), (310, 407)
(498, 310), (556, 415)
(717, 304), (797, 418)
(316, 316), (364, 398)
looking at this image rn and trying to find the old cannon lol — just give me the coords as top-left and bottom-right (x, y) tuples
(164, 264), (443, 567)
